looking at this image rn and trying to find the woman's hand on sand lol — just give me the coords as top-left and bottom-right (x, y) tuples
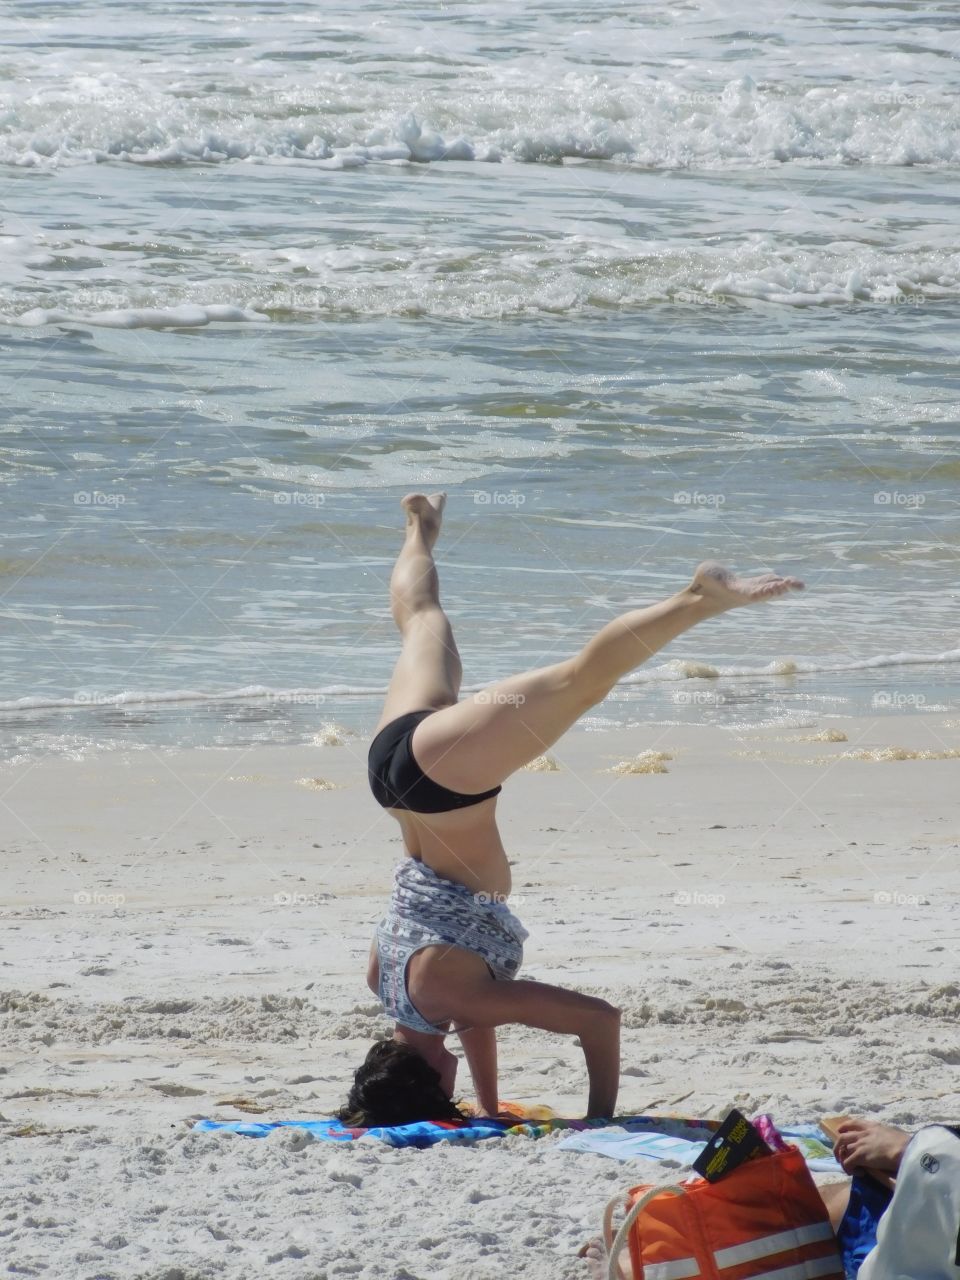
(480, 1108), (526, 1122)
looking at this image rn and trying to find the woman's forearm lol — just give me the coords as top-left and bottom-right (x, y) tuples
(458, 1025), (500, 1115)
(445, 980), (621, 1118)
(580, 1010), (621, 1119)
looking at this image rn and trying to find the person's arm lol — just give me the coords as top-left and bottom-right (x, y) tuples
(447, 978), (621, 1119)
(457, 1026), (500, 1116)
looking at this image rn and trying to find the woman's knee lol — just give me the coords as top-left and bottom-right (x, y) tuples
(393, 596), (442, 633)
(397, 603), (453, 642)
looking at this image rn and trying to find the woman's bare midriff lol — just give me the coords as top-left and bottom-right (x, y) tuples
(389, 796), (511, 899)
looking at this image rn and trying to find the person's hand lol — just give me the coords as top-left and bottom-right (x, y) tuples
(834, 1119), (908, 1179)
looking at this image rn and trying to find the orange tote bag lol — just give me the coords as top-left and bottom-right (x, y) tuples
(602, 1145), (845, 1280)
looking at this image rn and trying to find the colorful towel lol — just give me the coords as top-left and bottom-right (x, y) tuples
(193, 1108), (720, 1149)
(194, 1108), (617, 1148)
(193, 1109), (840, 1171)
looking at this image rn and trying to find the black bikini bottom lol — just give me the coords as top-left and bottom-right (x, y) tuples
(367, 709), (502, 814)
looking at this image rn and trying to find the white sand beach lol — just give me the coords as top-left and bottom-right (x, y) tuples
(2, 711), (958, 1278)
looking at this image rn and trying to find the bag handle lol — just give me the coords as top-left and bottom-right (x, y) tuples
(603, 1184), (686, 1280)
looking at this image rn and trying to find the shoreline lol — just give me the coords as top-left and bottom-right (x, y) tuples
(2, 665), (958, 767)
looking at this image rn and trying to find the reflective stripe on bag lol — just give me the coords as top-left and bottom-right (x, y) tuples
(644, 1260), (702, 1280)
(714, 1223), (837, 1270)
(725, 1257), (847, 1280)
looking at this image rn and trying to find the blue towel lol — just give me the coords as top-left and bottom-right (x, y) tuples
(192, 1116), (515, 1148)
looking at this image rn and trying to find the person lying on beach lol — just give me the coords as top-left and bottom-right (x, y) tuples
(775, 1119), (957, 1278)
(580, 1118), (960, 1279)
(819, 1117), (914, 1234)
(340, 493), (803, 1126)
(830, 1117), (960, 1279)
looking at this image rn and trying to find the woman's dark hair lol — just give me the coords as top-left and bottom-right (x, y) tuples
(338, 1039), (467, 1127)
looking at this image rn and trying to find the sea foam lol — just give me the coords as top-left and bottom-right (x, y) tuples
(3, 74), (959, 172)
(2, 648), (957, 716)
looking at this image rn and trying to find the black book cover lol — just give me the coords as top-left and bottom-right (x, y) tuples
(693, 1109), (772, 1182)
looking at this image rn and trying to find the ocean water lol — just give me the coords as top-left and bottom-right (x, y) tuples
(1, 0), (958, 762)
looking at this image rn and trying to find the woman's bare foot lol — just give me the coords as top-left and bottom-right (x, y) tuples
(577, 1237), (610, 1280)
(401, 492), (446, 549)
(691, 560), (805, 611)
(834, 1119), (910, 1175)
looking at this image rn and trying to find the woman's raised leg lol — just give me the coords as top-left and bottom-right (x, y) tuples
(411, 561), (803, 793)
(374, 493), (462, 734)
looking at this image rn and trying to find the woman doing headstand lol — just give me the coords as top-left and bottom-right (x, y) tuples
(341, 493), (803, 1126)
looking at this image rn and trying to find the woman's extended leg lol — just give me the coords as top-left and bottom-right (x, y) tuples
(412, 555), (803, 793)
(374, 493), (462, 734)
